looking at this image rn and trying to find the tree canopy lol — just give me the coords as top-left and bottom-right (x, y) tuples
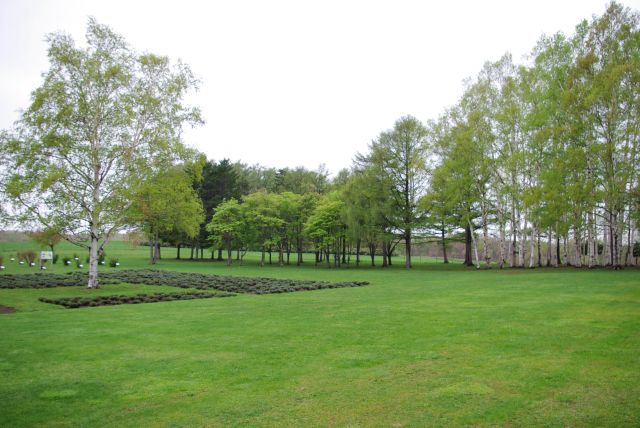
(0, 18), (202, 287)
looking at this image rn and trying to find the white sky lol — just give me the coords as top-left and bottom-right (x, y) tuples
(1, 0), (639, 175)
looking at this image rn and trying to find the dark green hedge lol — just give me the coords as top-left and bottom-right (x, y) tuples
(0, 269), (369, 294)
(39, 291), (234, 308)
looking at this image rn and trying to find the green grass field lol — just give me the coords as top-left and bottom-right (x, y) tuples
(1, 241), (639, 426)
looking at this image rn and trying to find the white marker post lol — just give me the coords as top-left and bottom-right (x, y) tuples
(40, 251), (53, 270)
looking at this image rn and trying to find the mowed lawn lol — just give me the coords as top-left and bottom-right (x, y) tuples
(1, 242), (639, 426)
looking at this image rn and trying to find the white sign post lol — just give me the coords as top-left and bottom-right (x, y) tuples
(40, 251), (53, 270)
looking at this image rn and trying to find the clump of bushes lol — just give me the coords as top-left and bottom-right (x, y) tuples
(62, 256), (71, 266)
(17, 251), (37, 266)
(52, 254), (59, 264)
(39, 291), (235, 308)
(109, 258), (120, 267)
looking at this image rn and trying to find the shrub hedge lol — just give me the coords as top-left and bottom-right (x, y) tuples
(0, 269), (369, 294)
(39, 291), (235, 308)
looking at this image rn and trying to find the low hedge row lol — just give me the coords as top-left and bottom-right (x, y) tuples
(98, 269), (370, 294)
(0, 272), (119, 289)
(0, 269), (369, 294)
(39, 291), (235, 308)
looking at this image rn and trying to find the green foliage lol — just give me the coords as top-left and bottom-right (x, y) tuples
(129, 164), (204, 263)
(304, 192), (346, 256)
(27, 228), (62, 252)
(109, 258), (119, 268)
(0, 18), (201, 287)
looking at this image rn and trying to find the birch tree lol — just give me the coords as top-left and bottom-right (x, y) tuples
(0, 19), (201, 287)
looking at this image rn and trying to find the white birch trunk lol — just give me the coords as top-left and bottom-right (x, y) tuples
(88, 232), (99, 288)
(499, 221), (506, 269)
(529, 223), (536, 268)
(518, 214), (526, 268)
(482, 201), (491, 268)
(602, 213), (609, 266)
(574, 227), (582, 268)
(546, 228), (552, 267)
(469, 219), (480, 269)
(588, 211), (595, 268)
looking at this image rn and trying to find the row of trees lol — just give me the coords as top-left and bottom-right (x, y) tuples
(1, 4), (638, 288)
(214, 2), (638, 270)
(421, 2), (640, 269)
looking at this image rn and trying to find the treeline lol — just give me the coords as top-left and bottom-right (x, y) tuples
(148, 2), (639, 269)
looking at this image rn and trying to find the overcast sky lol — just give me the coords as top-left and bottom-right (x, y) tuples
(1, 0), (638, 175)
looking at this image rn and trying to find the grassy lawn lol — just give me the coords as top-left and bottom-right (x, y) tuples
(1, 241), (639, 426)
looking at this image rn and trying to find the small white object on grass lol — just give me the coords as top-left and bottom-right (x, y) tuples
(19, 261), (24, 265)
(78, 264), (84, 268)
(41, 266), (47, 270)
(10, 257), (15, 261)
(0, 265), (5, 270)
(115, 262), (120, 266)
(30, 262), (35, 267)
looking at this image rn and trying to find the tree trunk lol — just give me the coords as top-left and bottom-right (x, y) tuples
(87, 233), (99, 289)
(587, 210), (595, 269)
(261, 247), (265, 267)
(441, 228), (449, 264)
(537, 230), (542, 267)
(356, 239), (361, 267)
(555, 233), (560, 267)
(369, 243), (376, 266)
(546, 228), (552, 267)
(176, 244), (181, 260)
(153, 241), (161, 265)
(574, 227), (582, 268)
(498, 223), (506, 269)
(481, 202), (491, 268)
(404, 229), (412, 268)
(382, 240), (388, 268)
(468, 219), (480, 269)
(518, 215), (526, 268)
(529, 224), (536, 268)
(464, 224), (473, 267)
(341, 236), (346, 264)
